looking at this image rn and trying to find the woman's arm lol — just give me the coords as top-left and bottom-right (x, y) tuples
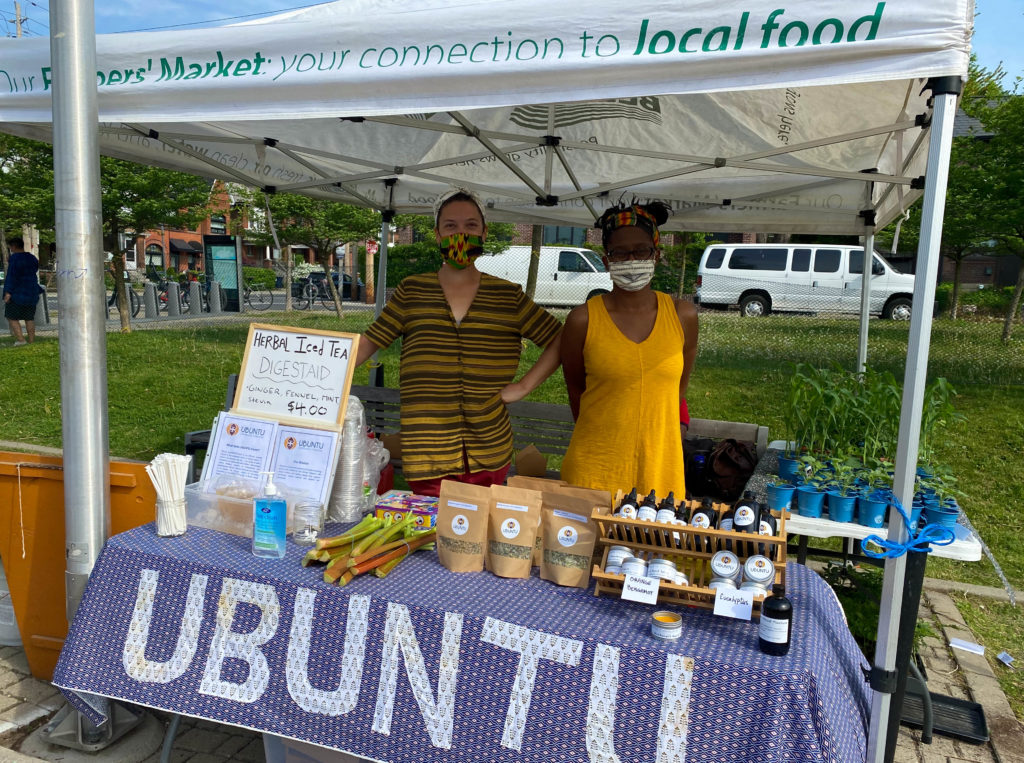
(500, 331), (562, 404)
(353, 335), (381, 368)
(676, 299), (699, 433)
(560, 305), (590, 420)
(676, 300), (699, 396)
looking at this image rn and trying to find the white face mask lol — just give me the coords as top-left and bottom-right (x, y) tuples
(608, 259), (656, 291)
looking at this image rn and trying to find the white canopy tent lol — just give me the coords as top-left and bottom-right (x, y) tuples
(0, 0), (970, 233)
(0, 1), (973, 760)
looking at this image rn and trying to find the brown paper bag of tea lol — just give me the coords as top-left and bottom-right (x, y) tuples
(553, 485), (613, 515)
(540, 493), (598, 588)
(436, 481), (492, 572)
(507, 476), (567, 566)
(487, 485), (542, 578)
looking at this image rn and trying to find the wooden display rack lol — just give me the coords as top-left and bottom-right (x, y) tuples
(591, 497), (789, 612)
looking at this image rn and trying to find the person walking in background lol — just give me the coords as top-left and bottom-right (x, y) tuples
(3, 237), (41, 346)
(560, 200), (699, 499)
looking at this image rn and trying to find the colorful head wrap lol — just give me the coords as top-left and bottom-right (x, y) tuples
(598, 204), (662, 249)
(433, 186), (486, 227)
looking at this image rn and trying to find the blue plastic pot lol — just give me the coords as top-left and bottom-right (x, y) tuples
(857, 494), (888, 528)
(777, 455), (801, 482)
(827, 492), (856, 523)
(909, 503), (923, 532)
(765, 483), (796, 511)
(923, 505), (959, 529)
(795, 486), (825, 518)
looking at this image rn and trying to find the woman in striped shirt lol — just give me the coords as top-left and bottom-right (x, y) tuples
(354, 188), (562, 496)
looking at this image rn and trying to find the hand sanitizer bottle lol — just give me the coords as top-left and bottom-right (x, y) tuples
(253, 471), (287, 559)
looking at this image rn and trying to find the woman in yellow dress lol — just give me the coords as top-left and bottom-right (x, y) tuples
(560, 201), (699, 499)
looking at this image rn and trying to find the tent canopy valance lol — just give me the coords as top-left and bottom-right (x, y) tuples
(0, 0), (972, 235)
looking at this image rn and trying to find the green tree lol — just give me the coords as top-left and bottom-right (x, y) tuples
(261, 193), (380, 314)
(0, 135), (55, 268)
(99, 158), (211, 331)
(969, 92), (1024, 340)
(875, 60), (1010, 320)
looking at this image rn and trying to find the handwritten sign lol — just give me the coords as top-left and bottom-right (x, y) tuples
(713, 587), (754, 621)
(234, 324), (358, 429)
(620, 574), (660, 605)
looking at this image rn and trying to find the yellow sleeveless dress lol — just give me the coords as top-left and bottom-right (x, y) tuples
(561, 291), (686, 499)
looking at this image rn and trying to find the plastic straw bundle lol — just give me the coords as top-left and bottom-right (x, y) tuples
(146, 453), (191, 537)
(327, 396), (367, 524)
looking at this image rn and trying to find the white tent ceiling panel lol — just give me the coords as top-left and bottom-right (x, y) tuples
(0, 0), (970, 234)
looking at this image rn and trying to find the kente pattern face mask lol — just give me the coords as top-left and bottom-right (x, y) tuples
(438, 234), (484, 269)
(608, 259), (657, 291)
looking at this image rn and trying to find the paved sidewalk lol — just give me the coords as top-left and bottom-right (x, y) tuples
(0, 580), (1020, 762)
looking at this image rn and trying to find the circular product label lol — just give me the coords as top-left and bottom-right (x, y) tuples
(710, 550), (740, 578)
(451, 514), (469, 536)
(743, 555), (775, 583)
(619, 505), (637, 519)
(758, 520), (774, 536)
(501, 517), (521, 539)
(558, 526), (578, 547)
(735, 506), (757, 528)
(691, 512), (711, 529)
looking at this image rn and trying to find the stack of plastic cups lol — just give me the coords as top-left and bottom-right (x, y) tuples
(327, 396), (367, 524)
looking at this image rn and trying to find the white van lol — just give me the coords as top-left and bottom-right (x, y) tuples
(696, 243), (915, 319)
(475, 246), (612, 307)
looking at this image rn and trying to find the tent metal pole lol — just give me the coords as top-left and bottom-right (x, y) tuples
(857, 228), (875, 373)
(51, 0), (109, 621)
(865, 82), (960, 763)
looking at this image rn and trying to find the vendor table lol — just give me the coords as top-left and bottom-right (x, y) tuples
(749, 448), (983, 564)
(53, 524), (871, 763)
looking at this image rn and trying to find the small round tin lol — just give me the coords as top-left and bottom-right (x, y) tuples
(674, 571), (689, 586)
(651, 611), (682, 640)
(708, 577), (737, 592)
(740, 580), (770, 595)
(604, 564), (623, 576)
(710, 550), (742, 582)
(621, 557), (648, 577)
(743, 555), (776, 587)
(647, 558), (677, 582)
(606, 545), (632, 567)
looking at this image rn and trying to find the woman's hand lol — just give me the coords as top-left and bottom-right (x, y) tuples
(500, 381), (528, 404)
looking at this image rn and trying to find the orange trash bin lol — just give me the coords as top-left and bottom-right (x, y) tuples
(0, 451), (156, 680)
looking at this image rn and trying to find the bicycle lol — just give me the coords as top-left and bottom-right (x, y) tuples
(156, 279), (186, 313)
(293, 277), (333, 310)
(107, 285), (140, 317)
(243, 280), (274, 311)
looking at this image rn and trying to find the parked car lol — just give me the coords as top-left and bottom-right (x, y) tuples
(290, 270), (363, 300)
(475, 246), (612, 307)
(695, 243), (915, 319)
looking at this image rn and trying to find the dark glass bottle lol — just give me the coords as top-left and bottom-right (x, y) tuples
(656, 492), (677, 523)
(758, 584), (792, 656)
(690, 497), (718, 552)
(732, 491), (758, 556)
(757, 503), (778, 559)
(637, 489), (659, 522)
(616, 488), (638, 519)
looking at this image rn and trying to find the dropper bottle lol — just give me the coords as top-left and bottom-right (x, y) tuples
(636, 490), (659, 522)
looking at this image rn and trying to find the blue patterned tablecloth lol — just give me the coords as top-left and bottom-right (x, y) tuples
(53, 523), (870, 762)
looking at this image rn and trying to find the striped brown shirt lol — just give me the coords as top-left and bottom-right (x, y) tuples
(364, 272), (561, 481)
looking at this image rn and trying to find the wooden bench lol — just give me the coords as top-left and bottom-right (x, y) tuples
(350, 384), (769, 469)
(185, 379), (769, 481)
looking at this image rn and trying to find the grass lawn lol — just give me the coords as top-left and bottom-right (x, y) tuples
(2, 308), (1023, 713)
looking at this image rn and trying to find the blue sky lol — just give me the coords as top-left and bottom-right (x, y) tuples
(3, 0), (1022, 82)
